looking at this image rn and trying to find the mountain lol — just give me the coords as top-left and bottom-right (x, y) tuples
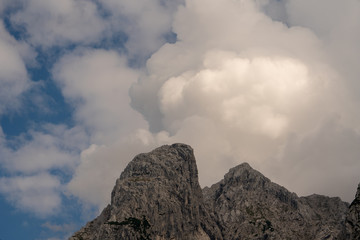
(203, 163), (348, 239)
(70, 144), (222, 240)
(346, 183), (360, 239)
(70, 143), (359, 240)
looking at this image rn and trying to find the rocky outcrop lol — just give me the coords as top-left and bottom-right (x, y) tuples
(299, 194), (348, 239)
(203, 163), (348, 239)
(346, 183), (360, 239)
(71, 144), (358, 240)
(70, 143), (222, 240)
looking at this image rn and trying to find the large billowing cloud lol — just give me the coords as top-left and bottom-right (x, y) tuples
(53, 0), (360, 208)
(269, 0), (360, 100)
(130, 0), (360, 202)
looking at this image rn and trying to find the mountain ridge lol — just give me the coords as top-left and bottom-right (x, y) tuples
(70, 143), (359, 240)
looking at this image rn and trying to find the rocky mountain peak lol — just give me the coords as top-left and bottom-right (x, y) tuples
(223, 162), (271, 191)
(118, 143), (196, 181)
(71, 144), (359, 240)
(71, 143), (222, 240)
(203, 162), (350, 240)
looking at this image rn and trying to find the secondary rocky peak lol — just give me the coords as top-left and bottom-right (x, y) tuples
(203, 162), (349, 240)
(223, 162), (270, 190)
(203, 162), (302, 240)
(225, 162), (254, 179)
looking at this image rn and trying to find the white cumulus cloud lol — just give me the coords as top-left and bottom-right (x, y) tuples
(0, 20), (33, 114)
(53, 49), (147, 144)
(129, 0), (360, 202)
(10, 0), (107, 47)
(100, 0), (184, 59)
(52, 49), (153, 208)
(0, 124), (87, 174)
(0, 173), (62, 217)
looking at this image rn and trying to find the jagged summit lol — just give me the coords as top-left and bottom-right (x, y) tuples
(222, 161), (271, 189)
(203, 159), (351, 239)
(225, 162), (254, 178)
(117, 143), (197, 183)
(71, 144), (359, 240)
(71, 143), (222, 240)
(229, 162), (251, 170)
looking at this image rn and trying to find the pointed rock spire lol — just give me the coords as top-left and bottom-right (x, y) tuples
(70, 143), (222, 240)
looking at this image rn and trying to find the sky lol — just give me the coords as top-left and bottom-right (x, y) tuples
(0, 0), (360, 239)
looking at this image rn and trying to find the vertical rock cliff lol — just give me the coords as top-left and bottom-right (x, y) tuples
(70, 143), (222, 240)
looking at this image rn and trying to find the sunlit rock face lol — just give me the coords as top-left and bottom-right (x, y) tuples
(70, 143), (222, 240)
(71, 144), (357, 240)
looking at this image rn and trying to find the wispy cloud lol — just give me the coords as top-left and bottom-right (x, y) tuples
(42, 221), (76, 233)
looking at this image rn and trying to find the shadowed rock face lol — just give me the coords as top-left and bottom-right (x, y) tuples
(70, 143), (223, 240)
(346, 183), (360, 240)
(71, 144), (358, 240)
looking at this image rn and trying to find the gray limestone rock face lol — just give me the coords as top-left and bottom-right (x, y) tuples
(346, 183), (360, 239)
(70, 143), (223, 240)
(202, 163), (349, 240)
(70, 144), (358, 240)
(298, 194), (348, 239)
